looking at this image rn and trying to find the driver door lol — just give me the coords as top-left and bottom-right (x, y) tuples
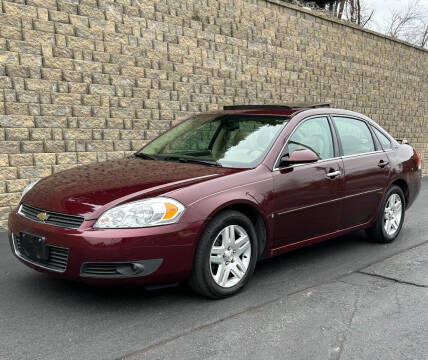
(272, 116), (345, 247)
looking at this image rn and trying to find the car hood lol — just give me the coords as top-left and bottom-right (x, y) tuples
(23, 158), (240, 219)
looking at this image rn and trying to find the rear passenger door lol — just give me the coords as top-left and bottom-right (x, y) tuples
(332, 116), (390, 229)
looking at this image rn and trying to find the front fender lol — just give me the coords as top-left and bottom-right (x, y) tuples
(183, 188), (274, 259)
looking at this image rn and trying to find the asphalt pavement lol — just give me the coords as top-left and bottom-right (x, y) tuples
(1, 178), (428, 360)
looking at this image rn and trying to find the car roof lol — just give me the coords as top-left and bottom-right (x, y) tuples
(205, 104), (329, 117)
(205, 104), (371, 122)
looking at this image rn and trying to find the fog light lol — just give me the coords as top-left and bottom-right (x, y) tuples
(131, 262), (145, 273)
(116, 262), (145, 275)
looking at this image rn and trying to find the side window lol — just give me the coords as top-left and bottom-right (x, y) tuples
(372, 127), (392, 150)
(333, 117), (375, 156)
(285, 117), (334, 160)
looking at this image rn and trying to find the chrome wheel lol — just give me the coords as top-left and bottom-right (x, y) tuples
(383, 193), (403, 237)
(209, 224), (251, 288)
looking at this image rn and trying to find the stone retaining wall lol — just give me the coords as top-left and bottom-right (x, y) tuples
(0, 0), (427, 228)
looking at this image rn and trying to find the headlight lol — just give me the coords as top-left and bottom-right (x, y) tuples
(93, 197), (185, 229)
(21, 179), (40, 200)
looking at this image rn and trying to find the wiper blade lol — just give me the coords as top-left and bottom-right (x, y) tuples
(181, 158), (221, 166)
(166, 157), (221, 167)
(132, 153), (157, 160)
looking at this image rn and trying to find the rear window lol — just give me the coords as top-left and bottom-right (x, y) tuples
(372, 127), (392, 150)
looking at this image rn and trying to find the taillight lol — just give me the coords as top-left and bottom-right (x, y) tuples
(415, 149), (422, 171)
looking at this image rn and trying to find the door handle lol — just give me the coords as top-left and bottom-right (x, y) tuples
(326, 170), (341, 178)
(378, 160), (389, 168)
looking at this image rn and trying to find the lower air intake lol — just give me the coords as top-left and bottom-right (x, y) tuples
(80, 259), (163, 278)
(14, 235), (69, 272)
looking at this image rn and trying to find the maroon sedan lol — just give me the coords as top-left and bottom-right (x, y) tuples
(8, 104), (421, 298)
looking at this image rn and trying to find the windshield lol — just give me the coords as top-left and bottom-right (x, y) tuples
(139, 114), (288, 168)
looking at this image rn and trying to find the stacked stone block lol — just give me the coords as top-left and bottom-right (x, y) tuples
(0, 0), (427, 228)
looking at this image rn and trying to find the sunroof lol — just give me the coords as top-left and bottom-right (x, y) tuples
(223, 103), (330, 110)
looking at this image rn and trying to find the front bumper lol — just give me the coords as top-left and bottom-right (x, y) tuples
(8, 208), (203, 285)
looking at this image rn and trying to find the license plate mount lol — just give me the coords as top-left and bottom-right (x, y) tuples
(19, 232), (49, 262)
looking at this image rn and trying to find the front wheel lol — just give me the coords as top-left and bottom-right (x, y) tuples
(366, 185), (405, 243)
(189, 210), (258, 299)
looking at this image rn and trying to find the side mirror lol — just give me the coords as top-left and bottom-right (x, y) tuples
(280, 149), (318, 166)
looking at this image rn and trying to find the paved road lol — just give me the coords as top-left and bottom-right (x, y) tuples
(1, 179), (428, 360)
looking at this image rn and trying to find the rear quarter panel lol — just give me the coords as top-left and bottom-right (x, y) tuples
(386, 144), (421, 208)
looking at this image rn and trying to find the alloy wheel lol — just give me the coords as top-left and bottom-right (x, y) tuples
(383, 193), (403, 237)
(209, 224), (251, 288)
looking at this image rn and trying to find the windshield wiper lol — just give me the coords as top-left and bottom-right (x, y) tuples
(165, 156), (221, 167)
(134, 153), (221, 167)
(180, 158), (221, 167)
(132, 153), (157, 160)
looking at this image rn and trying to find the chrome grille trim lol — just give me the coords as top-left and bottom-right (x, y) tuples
(18, 204), (84, 229)
(12, 233), (69, 273)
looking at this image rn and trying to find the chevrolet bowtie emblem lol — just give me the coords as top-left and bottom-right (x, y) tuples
(36, 212), (49, 221)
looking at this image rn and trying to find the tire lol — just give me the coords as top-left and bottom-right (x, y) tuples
(366, 185), (405, 243)
(189, 210), (258, 299)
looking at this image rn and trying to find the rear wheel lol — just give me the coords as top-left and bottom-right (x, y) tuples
(189, 210), (258, 299)
(366, 185), (405, 243)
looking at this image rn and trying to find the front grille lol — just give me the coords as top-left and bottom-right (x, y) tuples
(19, 204), (84, 229)
(14, 235), (69, 272)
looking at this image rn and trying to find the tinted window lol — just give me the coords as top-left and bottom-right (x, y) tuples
(333, 117), (375, 156)
(286, 117), (334, 160)
(372, 127), (392, 150)
(141, 114), (288, 168)
(166, 120), (220, 152)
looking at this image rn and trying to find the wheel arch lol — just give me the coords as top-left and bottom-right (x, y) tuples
(390, 178), (409, 206)
(203, 201), (269, 259)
